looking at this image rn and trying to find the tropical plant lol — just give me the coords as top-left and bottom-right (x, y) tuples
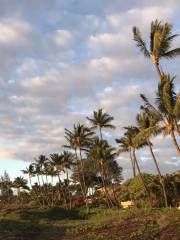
(133, 19), (180, 78)
(141, 74), (180, 155)
(135, 111), (168, 207)
(87, 108), (115, 139)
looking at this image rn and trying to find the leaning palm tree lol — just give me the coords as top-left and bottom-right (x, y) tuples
(119, 126), (153, 207)
(133, 19), (180, 78)
(87, 108), (115, 139)
(135, 111), (168, 207)
(141, 74), (180, 155)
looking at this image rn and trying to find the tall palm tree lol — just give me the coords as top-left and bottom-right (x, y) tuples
(22, 164), (40, 204)
(62, 150), (74, 209)
(141, 74), (180, 155)
(135, 111), (168, 207)
(64, 124), (94, 212)
(88, 137), (118, 208)
(50, 153), (65, 205)
(87, 108), (115, 139)
(119, 126), (153, 207)
(116, 136), (136, 177)
(133, 20), (180, 78)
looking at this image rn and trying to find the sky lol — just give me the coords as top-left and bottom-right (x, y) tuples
(0, 0), (179, 180)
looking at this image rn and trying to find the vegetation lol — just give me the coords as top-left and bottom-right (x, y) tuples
(0, 19), (180, 239)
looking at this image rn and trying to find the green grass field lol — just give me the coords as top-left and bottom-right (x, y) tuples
(0, 207), (180, 240)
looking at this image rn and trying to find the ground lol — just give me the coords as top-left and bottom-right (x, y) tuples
(0, 206), (180, 240)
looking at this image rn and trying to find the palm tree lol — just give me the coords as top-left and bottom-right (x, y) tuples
(118, 126), (153, 207)
(64, 124), (94, 212)
(116, 136), (136, 177)
(62, 150), (74, 209)
(87, 108), (115, 139)
(50, 153), (65, 205)
(22, 164), (40, 204)
(13, 177), (29, 205)
(141, 74), (180, 155)
(133, 19), (180, 78)
(88, 137), (118, 208)
(135, 111), (168, 207)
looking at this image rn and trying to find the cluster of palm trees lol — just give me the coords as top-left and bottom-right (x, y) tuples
(116, 20), (180, 207)
(20, 110), (122, 211)
(1, 19), (179, 210)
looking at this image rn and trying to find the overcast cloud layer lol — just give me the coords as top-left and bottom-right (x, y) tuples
(0, 0), (179, 179)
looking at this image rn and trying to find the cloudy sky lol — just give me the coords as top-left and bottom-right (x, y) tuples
(0, 0), (179, 180)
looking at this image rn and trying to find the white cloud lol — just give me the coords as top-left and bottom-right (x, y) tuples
(0, 18), (31, 45)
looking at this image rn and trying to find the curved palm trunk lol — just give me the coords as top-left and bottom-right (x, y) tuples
(170, 130), (180, 155)
(147, 139), (168, 207)
(132, 148), (153, 207)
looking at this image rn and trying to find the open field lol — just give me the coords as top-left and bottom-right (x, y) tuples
(0, 207), (180, 240)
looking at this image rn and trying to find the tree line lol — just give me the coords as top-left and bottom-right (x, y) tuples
(0, 19), (179, 211)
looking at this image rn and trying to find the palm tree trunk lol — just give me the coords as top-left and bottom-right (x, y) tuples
(132, 148), (153, 207)
(74, 149), (89, 211)
(170, 130), (180, 155)
(79, 149), (89, 212)
(147, 138), (168, 207)
(129, 148), (136, 177)
(99, 127), (103, 140)
(100, 160), (114, 208)
(66, 168), (72, 209)
(37, 174), (45, 205)
(155, 62), (163, 79)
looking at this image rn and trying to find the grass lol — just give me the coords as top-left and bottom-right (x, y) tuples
(0, 206), (179, 240)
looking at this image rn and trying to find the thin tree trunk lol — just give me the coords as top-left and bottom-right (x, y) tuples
(155, 62), (163, 79)
(66, 168), (72, 209)
(147, 139), (168, 207)
(170, 130), (180, 155)
(129, 148), (136, 177)
(100, 160), (114, 208)
(37, 174), (45, 205)
(132, 148), (153, 207)
(79, 149), (89, 213)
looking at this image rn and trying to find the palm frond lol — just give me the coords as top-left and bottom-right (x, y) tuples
(133, 26), (150, 57)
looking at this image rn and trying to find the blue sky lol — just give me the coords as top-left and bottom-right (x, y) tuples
(0, 0), (179, 180)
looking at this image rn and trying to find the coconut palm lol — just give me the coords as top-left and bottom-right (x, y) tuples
(22, 164), (40, 204)
(88, 137), (119, 208)
(61, 150), (74, 208)
(118, 126), (153, 207)
(141, 74), (180, 155)
(87, 109), (115, 139)
(133, 20), (180, 78)
(13, 177), (29, 205)
(50, 153), (65, 205)
(64, 124), (94, 212)
(135, 111), (168, 207)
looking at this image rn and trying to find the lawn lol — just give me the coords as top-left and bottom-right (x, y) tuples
(0, 206), (179, 240)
